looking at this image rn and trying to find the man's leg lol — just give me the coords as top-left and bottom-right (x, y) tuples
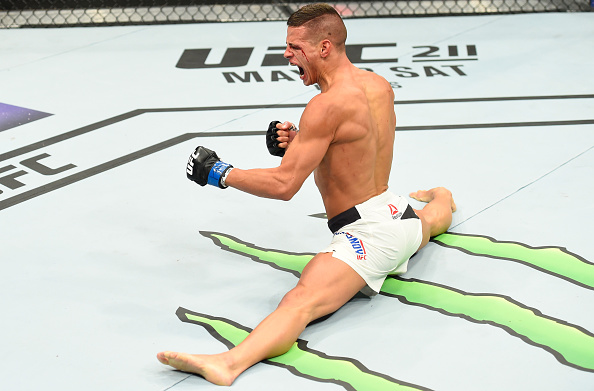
(157, 252), (366, 386)
(410, 187), (457, 250)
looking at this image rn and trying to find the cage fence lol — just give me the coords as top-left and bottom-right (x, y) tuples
(0, 0), (591, 28)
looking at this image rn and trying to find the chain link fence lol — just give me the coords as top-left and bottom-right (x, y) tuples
(1, 0), (592, 28)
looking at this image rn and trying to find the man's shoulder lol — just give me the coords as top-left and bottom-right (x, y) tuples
(360, 70), (394, 95)
(298, 91), (349, 137)
(307, 83), (361, 109)
(304, 92), (342, 116)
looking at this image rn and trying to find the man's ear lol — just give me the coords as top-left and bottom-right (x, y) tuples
(320, 39), (332, 58)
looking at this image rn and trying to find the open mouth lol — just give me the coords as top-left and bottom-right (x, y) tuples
(297, 65), (305, 80)
(290, 62), (305, 79)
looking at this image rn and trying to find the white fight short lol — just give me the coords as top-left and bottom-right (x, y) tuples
(322, 191), (423, 296)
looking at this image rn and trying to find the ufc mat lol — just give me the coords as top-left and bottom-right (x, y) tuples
(0, 12), (593, 391)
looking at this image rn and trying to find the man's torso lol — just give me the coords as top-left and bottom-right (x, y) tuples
(314, 68), (396, 219)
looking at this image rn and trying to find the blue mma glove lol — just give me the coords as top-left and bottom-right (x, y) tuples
(266, 120), (285, 157)
(186, 146), (233, 188)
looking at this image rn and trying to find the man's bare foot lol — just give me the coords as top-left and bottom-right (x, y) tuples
(157, 351), (236, 386)
(409, 187), (457, 212)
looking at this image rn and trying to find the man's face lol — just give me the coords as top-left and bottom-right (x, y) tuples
(284, 26), (317, 86)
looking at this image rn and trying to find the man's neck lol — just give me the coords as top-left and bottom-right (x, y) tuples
(317, 58), (353, 92)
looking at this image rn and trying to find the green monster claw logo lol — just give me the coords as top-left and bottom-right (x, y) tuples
(433, 233), (594, 290)
(177, 308), (430, 391)
(175, 231), (594, 390)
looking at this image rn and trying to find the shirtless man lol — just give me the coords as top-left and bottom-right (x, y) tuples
(158, 3), (456, 385)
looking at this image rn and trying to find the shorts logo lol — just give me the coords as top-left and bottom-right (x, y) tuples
(333, 232), (367, 260)
(388, 204), (403, 220)
(347, 233), (367, 260)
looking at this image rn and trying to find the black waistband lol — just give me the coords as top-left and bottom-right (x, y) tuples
(327, 206), (361, 233)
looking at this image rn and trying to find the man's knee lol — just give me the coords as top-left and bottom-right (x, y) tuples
(278, 285), (323, 320)
(279, 285), (314, 309)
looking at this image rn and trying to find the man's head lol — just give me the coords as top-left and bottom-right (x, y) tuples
(284, 3), (347, 86)
(287, 3), (347, 51)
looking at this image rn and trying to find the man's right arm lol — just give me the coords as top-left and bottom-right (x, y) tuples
(226, 97), (336, 200)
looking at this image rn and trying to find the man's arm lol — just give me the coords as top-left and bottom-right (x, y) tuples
(226, 98), (335, 200)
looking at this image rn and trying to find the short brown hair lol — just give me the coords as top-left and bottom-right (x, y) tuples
(287, 3), (347, 48)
